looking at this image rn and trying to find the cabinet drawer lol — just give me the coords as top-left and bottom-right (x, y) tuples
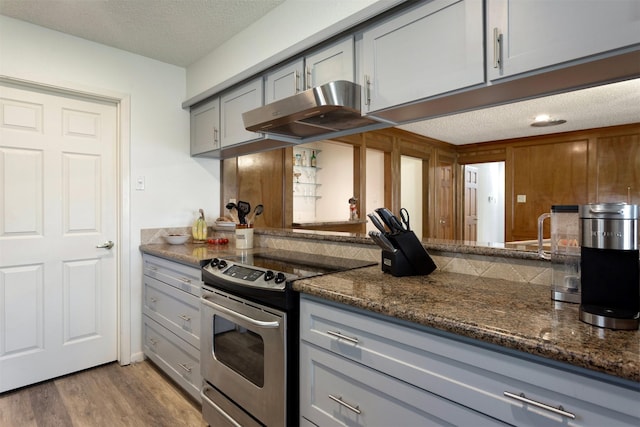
(143, 275), (200, 348)
(143, 254), (202, 296)
(143, 315), (201, 402)
(301, 297), (640, 426)
(300, 342), (505, 427)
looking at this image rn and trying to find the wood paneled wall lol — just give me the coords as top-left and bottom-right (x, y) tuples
(222, 123), (639, 241)
(458, 123), (640, 241)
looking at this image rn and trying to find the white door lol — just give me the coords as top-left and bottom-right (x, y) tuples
(0, 82), (118, 392)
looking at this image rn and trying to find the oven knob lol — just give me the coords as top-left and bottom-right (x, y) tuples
(210, 258), (219, 267)
(264, 270), (275, 281)
(274, 272), (287, 284)
(218, 260), (227, 269)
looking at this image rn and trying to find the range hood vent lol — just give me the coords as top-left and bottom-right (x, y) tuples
(243, 80), (384, 139)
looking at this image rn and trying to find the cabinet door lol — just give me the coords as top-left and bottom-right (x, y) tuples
(488, 0), (640, 81)
(143, 316), (201, 402)
(190, 97), (220, 156)
(221, 78), (263, 147)
(304, 36), (355, 89)
(300, 343), (506, 427)
(265, 59), (304, 103)
(362, 0), (484, 113)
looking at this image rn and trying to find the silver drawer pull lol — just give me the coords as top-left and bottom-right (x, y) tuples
(179, 277), (191, 284)
(178, 363), (192, 373)
(149, 297), (157, 303)
(504, 391), (576, 419)
(148, 338), (158, 346)
(328, 394), (361, 415)
(327, 330), (359, 344)
(179, 314), (191, 322)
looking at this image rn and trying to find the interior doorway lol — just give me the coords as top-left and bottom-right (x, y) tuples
(463, 162), (505, 243)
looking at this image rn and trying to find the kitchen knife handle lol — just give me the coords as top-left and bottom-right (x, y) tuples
(367, 213), (387, 234)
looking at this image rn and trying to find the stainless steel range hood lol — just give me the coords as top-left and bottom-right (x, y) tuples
(243, 80), (387, 139)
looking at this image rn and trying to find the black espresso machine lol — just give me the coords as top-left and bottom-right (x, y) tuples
(579, 203), (639, 330)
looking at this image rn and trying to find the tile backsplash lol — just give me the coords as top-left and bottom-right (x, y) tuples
(142, 227), (551, 286)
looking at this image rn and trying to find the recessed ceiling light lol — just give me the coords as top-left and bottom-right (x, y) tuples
(531, 114), (567, 127)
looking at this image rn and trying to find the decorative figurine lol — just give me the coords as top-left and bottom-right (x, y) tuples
(349, 197), (358, 221)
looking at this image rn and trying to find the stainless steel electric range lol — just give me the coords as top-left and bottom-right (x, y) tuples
(200, 249), (375, 427)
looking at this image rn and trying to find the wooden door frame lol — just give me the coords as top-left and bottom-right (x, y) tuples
(1, 76), (132, 365)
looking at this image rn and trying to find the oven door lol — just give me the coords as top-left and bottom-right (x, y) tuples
(201, 288), (286, 426)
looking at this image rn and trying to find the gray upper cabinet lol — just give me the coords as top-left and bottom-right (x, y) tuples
(190, 97), (220, 157)
(488, 0), (640, 81)
(263, 37), (354, 104)
(304, 36), (355, 89)
(361, 0), (484, 114)
(220, 78), (264, 148)
(265, 59), (304, 103)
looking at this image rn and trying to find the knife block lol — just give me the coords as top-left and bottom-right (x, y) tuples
(381, 231), (437, 277)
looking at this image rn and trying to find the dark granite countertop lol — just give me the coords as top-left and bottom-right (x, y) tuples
(293, 266), (640, 384)
(255, 228), (543, 260)
(140, 243), (243, 266)
(139, 241), (639, 384)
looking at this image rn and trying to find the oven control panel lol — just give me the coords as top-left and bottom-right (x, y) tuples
(202, 258), (291, 291)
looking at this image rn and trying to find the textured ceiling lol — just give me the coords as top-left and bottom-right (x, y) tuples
(0, 0), (285, 67)
(398, 78), (640, 145)
(1, 0), (638, 144)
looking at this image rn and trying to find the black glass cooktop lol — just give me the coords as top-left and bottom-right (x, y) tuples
(222, 249), (376, 279)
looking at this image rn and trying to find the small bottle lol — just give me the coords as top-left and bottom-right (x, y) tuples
(310, 150), (317, 167)
(301, 151), (307, 167)
(295, 153), (301, 166)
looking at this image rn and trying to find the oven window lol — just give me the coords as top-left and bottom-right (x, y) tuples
(213, 316), (264, 387)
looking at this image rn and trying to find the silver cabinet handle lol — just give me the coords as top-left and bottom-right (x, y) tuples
(178, 363), (192, 373)
(179, 314), (191, 322)
(306, 66), (312, 89)
(148, 338), (158, 346)
(327, 330), (359, 344)
(179, 277), (191, 284)
(294, 70), (300, 94)
(493, 27), (502, 69)
(147, 265), (158, 271)
(504, 391), (576, 419)
(213, 127), (219, 147)
(328, 394), (361, 414)
(96, 240), (114, 249)
(364, 74), (371, 107)
(149, 297), (158, 304)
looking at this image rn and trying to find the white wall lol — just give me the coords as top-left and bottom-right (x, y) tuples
(186, 0), (403, 102)
(401, 156), (423, 239)
(0, 15), (220, 361)
(366, 148), (385, 233)
(476, 162), (505, 243)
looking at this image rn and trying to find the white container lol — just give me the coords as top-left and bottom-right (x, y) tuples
(235, 225), (254, 249)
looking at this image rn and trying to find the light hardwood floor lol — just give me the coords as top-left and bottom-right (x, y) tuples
(0, 360), (206, 427)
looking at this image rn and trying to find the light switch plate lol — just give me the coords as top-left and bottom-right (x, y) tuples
(517, 194), (526, 203)
(136, 176), (145, 191)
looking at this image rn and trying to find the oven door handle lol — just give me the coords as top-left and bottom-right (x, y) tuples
(201, 295), (281, 329)
(201, 386), (242, 427)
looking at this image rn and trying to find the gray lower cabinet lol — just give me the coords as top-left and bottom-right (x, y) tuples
(300, 295), (640, 427)
(142, 254), (202, 402)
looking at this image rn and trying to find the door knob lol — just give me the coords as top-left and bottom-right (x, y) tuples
(96, 240), (114, 249)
